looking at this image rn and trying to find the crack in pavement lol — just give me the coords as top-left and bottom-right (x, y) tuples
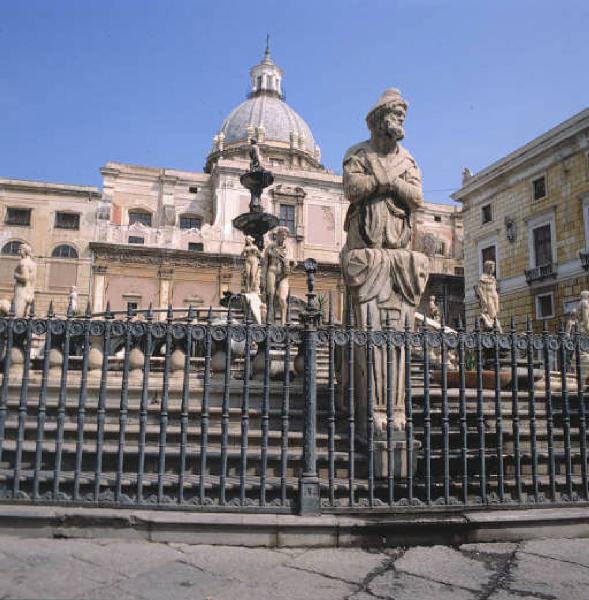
(282, 563), (362, 587)
(344, 548), (406, 600)
(466, 542), (520, 600)
(519, 550), (589, 571)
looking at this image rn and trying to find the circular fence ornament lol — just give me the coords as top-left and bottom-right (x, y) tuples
(172, 323), (187, 340)
(516, 335), (527, 351)
(89, 321), (106, 336)
(353, 331), (367, 346)
(70, 320), (85, 336)
(579, 337), (589, 353)
(391, 332), (405, 348)
(426, 331), (441, 348)
(444, 333), (458, 348)
(211, 325), (228, 342)
(533, 335), (544, 351)
(289, 329), (303, 344)
(563, 337), (574, 352)
(334, 330), (349, 346)
(130, 322), (146, 338)
(464, 333), (476, 349)
(498, 334), (511, 350)
(111, 321), (126, 337)
(372, 331), (387, 347)
(251, 326), (267, 343)
(190, 325), (206, 341)
(232, 325), (246, 343)
(13, 319), (28, 335)
(316, 329), (329, 345)
(548, 337), (559, 351)
(31, 319), (47, 336)
(49, 320), (66, 336)
(481, 333), (495, 349)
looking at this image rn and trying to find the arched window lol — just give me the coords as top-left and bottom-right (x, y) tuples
(179, 214), (202, 230)
(1, 240), (23, 255)
(128, 210), (152, 227)
(52, 244), (78, 259)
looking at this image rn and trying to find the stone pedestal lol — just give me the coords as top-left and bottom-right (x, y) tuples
(374, 432), (420, 479)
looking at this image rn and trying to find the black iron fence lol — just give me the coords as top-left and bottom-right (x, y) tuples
(1, 272), (589, 513)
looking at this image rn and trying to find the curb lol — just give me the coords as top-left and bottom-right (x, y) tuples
(1, 504), (589, 547)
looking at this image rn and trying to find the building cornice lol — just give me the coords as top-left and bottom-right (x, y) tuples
(452, 108), (589, 202)
(89, 242), (342, 274)
(0, 177), (100, 199)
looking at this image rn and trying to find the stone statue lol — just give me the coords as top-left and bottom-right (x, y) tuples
(13, 243), (37, 317)
(68, 285), (78, 314)
(249, 138), (263, 172)
(428, 295), (441, 323)
(578, 291), (589, 334)
(568, 290), (589, 336)
(341, 88), (429, 435)
(241, 235), (261, 294)
(475, 260), (502, 332)
(263, 226), (291, 324)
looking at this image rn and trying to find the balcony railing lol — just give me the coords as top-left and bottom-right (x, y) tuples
(580, 250), (589, 271)
(525, 261), (557, 284)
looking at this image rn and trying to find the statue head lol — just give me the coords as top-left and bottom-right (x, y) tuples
(429, 295), (436, 304)
(483, 260), (495, 275)
(366, 88), (408, 143)
(273, 226), (289, 245)
(19, 243), (32, 258)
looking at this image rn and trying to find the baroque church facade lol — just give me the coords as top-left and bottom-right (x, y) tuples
(0, 48), (464, 322)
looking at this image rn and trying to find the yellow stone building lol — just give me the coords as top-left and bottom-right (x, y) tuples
(454, 108), (589, 330)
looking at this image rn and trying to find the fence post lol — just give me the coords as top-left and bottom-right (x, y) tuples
(299, 258), (321, 514)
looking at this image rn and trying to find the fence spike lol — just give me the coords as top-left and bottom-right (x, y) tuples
(47, 300), (54, 318)
(84, 302), (92, 318)
(29, 299), (36, 318)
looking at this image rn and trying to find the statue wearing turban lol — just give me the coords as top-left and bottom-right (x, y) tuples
(341, 89), (429, 436)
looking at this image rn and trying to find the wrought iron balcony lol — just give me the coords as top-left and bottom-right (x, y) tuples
(525, 262), (557, 284)
(580, 250), (589, 271)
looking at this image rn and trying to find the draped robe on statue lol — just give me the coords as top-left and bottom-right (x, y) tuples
(341, 141), (429, 436)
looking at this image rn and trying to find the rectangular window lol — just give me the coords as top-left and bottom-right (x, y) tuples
(279, 204), (296, 235)
(481, 203), (493, 224)
(481, 245), (496, 268)
(536, 293), (554, 320)
(180, 216), (202, 230)
(533, 176), (546, 200)
(5, 207), (31, 226)
(127, 301), (138, 314)
(128, 236), (144, 244)
(533, 224), (552, 266)
(55, 212), (80, 230)
(434, 215), (442, 223)
(128, 211), (152, 227)
(188, 242), (204, 252)
(435, 240), (446, 256)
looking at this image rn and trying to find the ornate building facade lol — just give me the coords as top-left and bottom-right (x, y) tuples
(454, 108), (589, 330)
(0, 48), (463, 321)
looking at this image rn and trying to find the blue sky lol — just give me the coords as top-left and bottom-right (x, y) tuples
(1, 0), (588, 204)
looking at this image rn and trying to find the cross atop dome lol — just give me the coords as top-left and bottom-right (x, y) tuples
(250, 37), (283, 98)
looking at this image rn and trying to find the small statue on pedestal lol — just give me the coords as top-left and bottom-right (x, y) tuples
(475, 260), (502, 332)
(263, 226), (291, 324)
(68, 285), (78, 314)
(249, 139), (263, 172)
(13, 243), (37, 317)
(428, 295), (441, 324)
(241, 235), (261, 294)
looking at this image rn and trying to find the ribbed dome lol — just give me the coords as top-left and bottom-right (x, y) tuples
(219, 95), (316, 154)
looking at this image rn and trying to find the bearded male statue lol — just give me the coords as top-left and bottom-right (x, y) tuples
(341, 88), (429, 438)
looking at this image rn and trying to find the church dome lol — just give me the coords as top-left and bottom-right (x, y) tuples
(206, 43), (322, 172)
(219, 95), (316, 154)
